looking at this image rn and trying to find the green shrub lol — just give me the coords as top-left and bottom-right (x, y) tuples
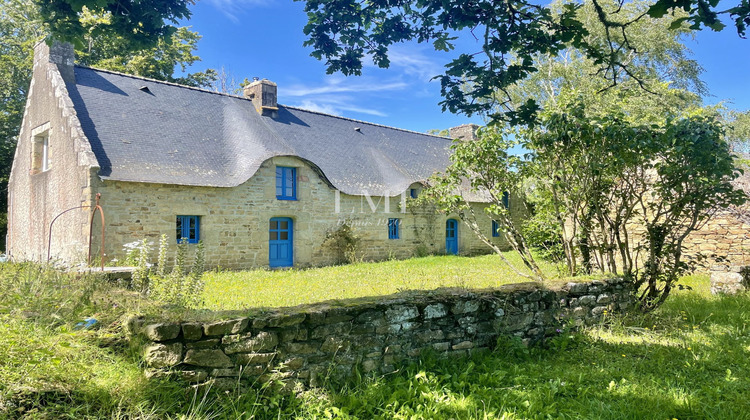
(521, 212), (565, 263)
(323, 221), (361, 264)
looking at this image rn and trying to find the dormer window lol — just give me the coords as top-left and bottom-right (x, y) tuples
(276, 166), (297, 200)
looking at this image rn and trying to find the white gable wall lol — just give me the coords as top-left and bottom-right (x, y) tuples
(7, 42), (99, 264)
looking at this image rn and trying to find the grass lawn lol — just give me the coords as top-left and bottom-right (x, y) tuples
(1, 260), (749, 418)
(201, 253), (566, 310)
(299, 273), (750, 419)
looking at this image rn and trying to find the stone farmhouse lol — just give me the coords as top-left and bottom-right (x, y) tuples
(7, 42), (517, 269)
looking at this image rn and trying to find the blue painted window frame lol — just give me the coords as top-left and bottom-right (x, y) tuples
(276, 166), (297, 200)
(176, 215), (200, 244)
(492, 220), (500, 237)
(388, 218), (400, 239)
(410, 188), (418, 199)
(502, 191), (510, 209)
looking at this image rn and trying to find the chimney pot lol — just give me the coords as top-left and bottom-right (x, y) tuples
(243, 79), (278, 117)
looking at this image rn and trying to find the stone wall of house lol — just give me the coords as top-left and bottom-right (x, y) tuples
(132, 277), (634, 389)
(6, 42), (99, 263)
(91, 155), (525, 269)
(686, 210), (750, 294)
(682, 211), (750, 273)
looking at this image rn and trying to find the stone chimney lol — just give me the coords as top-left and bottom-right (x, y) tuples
(449, 124), (479, 141)
(35, 41), (76, 84)
(243, 79), (278, 117)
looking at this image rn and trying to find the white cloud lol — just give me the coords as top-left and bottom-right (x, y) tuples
(285, 77), (408, 97)
(386, 46), (444, 82)
(283, 76), (411, 117)
(292, 98), (387, 117)
(206, 0), (272, 22)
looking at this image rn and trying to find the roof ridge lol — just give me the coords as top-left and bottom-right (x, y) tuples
(282, 104), (451, 140)
(76, 65), (454, 141)
(74, 65), (249, 100)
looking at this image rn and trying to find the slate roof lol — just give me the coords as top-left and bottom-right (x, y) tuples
(66, 66), (456, 197)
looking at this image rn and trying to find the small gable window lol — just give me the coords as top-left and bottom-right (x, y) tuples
(492, 220), (500, 237)
(410, 188), (418, 199)
(176, 215), (200, 244)
(276, 166), (297, 200)
(30, 125), (50, 174)
(388, 218), (400, 239)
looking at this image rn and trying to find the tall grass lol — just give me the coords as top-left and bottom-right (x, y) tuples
(1, 260), (748, 419)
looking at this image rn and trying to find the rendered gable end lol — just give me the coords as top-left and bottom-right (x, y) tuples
(7, 42), (99, 263)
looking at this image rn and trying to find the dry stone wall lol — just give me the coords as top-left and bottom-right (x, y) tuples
(131, 278), (633, 389)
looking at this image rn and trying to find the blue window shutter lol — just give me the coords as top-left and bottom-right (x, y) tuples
(492, 220), (500, 237)
(502, 191), (510, 209)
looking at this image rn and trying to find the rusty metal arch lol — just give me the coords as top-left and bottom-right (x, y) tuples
(47, 193), (105, 271)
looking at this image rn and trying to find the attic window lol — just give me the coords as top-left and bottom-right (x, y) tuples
(30, 123), (50, 174)
(276, 166), (297, 200)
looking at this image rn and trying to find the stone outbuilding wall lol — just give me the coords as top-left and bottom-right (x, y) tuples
(684, 211), (750, 273)
(131, 277), (634, 389)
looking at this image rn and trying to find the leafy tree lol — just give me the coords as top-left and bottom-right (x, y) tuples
(34, 0), (193, 50)
(726, 109), (750, 153)
(0, 0), (46, 251)
(298, 0), (747, 125)
(523, 98), (745, 310)
(76, 10), (216, 87)
(492, 0), (707, 274)
(501, 0), (705, 119)
(417, 1), (746, 310)
(423, 126), (545, 281)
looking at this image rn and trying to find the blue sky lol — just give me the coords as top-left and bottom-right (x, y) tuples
(179, 0), (749, 134)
